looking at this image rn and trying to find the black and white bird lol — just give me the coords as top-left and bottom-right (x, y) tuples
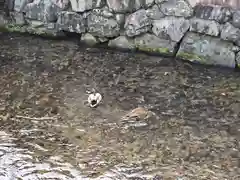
(87, 89), (102, 108)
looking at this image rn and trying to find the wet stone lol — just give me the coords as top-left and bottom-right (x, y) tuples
(69, 0), (105, 12)
(81, 33), (99, 46)
(146, 4), (165, 20)
(108, 36), (136, 50)
(177, 32), (237, 68)
(155, 0), (167, 4)
(124, 9), (152, 37)
(194, 4), (232, 24)
(236, 51), (240, 68)
(152, 16), (189, 42)
(87, 14), (120, 38)
(189, 17), (220, 36)
(115, 14), (125, 27)
(92, 6), (114, 18)
(0, 14), (4, 26)
(232, 10), (240, 29)
(21, 0), (70, 22)
(14, 0), (28, 12)
(57, 11), (86, 33)
(144, 0), (155, 8)
(106, 0), (144, 13)
(158, 0), (193, 18)
(134, 33), (177, 56)
(23, 0), (45, 21)
(220, 22), (240, 46)
(11, 12), (26, 25)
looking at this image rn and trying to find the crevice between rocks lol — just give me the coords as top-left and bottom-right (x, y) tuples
(172, 28), (190, 59)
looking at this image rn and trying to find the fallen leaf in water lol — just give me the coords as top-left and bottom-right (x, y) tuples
(36, 94), (53, 106)
(122, 107), (154, 120)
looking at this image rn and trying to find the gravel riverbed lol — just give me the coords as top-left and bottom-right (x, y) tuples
(0, 32), (240, 180)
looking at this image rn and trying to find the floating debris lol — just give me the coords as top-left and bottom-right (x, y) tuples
(87, 92), (102, 108)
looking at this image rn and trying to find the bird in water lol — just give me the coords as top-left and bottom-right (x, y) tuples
(87, 89), (102, 108)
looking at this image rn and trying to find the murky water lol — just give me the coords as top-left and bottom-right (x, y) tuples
(0, 32), (240, 179)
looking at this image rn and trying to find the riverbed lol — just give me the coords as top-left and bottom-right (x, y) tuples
(0, 32), (240, 180)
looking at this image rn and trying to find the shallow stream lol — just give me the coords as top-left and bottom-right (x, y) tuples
(0, 32), (240, 179)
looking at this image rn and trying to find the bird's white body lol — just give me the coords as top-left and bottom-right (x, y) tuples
(87, 93), (102, 108)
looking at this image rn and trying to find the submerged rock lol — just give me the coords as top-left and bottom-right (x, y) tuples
(134, 33), (178, 56)
(176, 32), (237, 68)
(108, 36), (135, 50)
(152, 16), (189, 42)
(124, 9), (152, 37)
(81, 33), (99, 46)
(189, 17), (220, 36)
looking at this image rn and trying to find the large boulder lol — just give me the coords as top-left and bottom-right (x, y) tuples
(57, 11), (86, 33)
(152, 16), (189, 42)
(194, 4), (232, 24)
(157, 0), (193, 18)
(134, 33), (178, 56)
(69, 0), (105, 12)
(189, 17), (220, 36)
(176, 32), (237, 68)
(87, 14), (120, 37)
(220, 22), (240, 46)
(124, 9), (152, 37)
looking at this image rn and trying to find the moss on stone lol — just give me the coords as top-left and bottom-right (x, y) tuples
(177, 52), (207, 64)
(137, 45), (171, 54)
(237, 64), (240, 69)
(5, 24), (26, 33)
(0, 23), (59, 37)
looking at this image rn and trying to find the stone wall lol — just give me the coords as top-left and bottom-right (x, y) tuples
(1, 0), (240, 68)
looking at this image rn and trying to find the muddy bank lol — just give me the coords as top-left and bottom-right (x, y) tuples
(0, 32), (240, 179)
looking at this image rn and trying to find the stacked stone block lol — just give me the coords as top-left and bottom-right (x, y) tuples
(1, 0), (240, 68)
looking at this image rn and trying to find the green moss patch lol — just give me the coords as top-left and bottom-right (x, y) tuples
(0, 23), (61, 37)
(137, 45), (171, 55)
(177, 52), (207, 64)
(5, 24), (27, 33)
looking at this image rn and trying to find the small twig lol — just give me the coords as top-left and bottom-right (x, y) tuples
(15, 115), (57, 121)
